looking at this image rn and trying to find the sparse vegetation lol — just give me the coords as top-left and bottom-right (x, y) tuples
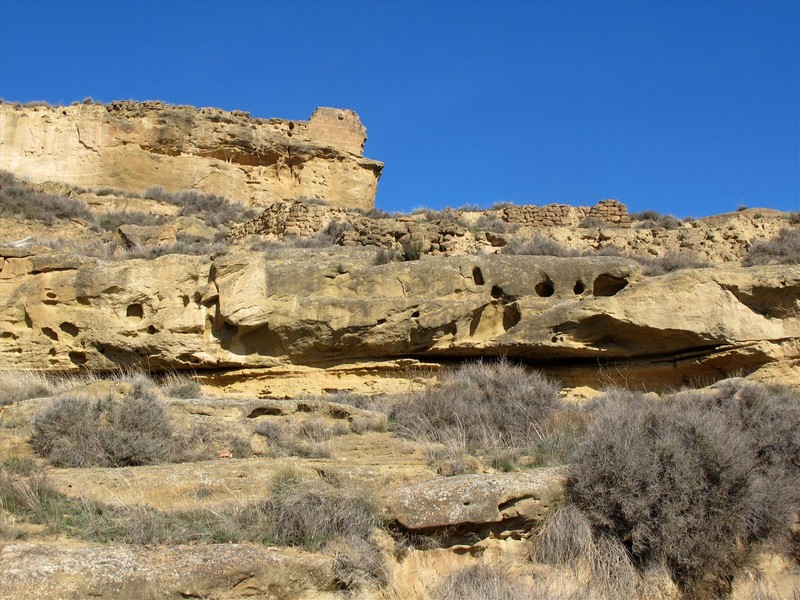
(0, 170), (92, 223)
(502, 235), (581, 257)
(30, 378), (175, 467)
(744, 227), (800, 266)
(391, 359), (562, 469)
(631, 210), (681, 229)
(566, 381), (800, 599)
(0, 371), (59, 406)
(431, 564), (531, 600)
(636, 250), (711, 275)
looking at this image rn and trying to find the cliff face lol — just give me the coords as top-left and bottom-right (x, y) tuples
(2, 246), (797, 388)
(0, 101), (383, 210)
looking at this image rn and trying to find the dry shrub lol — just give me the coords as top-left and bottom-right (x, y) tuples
(744, 228), (800, 266)
(160, 372), (202, 399)
(631, 211), (681, 230)
(636, 251), (711, 275)
(331, 535), (389, 590)
(532, 504), (596, 568)
(0, 170), (92, 223)
(263, 468), (380, 550)
(567, 381), (800, 598)
(30, 380), (175, 467)
(253, 420), (332, 458)
(391, 359), (561, 467)
(502, 236), (581, 257)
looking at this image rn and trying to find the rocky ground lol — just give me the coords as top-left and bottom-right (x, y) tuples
(1, 173), (799, 599)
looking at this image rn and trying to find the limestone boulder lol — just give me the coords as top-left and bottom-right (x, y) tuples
(384, 469), (565, 543)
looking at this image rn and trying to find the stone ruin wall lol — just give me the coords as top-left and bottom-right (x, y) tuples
(501, 199), (630, 228)
(228, 199), (631, 255)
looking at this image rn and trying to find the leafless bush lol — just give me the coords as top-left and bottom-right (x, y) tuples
(567, 381), (800, 598)
(392, 359), (561, 467)
(253, 420), (332, 458)
(502, 236), (581, 257)
(744, 228), (800, 266)
(30, 380), (175, 467)
(0, 170), (92, 223)
(636, 251), (711, 275)
(631, 211), (681, 229)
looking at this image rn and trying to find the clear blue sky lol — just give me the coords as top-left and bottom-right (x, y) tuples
(1, 0), (798, 216)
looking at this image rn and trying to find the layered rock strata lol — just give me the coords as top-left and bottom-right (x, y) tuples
(0, 101), (383, 210)
(1, 247), (797, 388)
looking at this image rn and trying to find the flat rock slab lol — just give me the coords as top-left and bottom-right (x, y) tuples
(385, 468), (565, 534)
(0, 542), (336, 600)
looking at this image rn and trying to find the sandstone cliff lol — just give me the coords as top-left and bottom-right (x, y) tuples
(2, 246), (797, 388)
(0, 101), (383, 210)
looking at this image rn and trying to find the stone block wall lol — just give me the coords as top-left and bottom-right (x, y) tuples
(500, 199), (630, 228)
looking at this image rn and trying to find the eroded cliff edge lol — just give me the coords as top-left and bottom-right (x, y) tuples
(2, 247), (797, 389)
(0, 101), (383, 210)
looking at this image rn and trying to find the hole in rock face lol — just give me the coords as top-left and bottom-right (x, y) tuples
(503, 303), (521, 331)
(296, 403), (313, 413)
(472, 267), (485, 286)
(126, 304), (144, 319)
(46, 292), (57, 299)
(77, 297), (92, 306)
(535, 279), (555, 297)
(573, 281), (585, 295)
(68, 351), (87, 366)
(41, 327), (58, 341)
(60, 322), (79, 337)
(411, 311), (420, 318)
(247, 406), (283, 418)
(593, 274), (629, 297)
(146, 325), (158, 334)
(376, 318), (387, 325)
(551, 336), (558, 343)
(491, 285), (503, 299)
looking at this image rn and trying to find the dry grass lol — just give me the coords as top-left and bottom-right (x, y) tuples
(391, 359), (561, 470)
(1, 464), (382, 562)
(0, 371), (60, 406)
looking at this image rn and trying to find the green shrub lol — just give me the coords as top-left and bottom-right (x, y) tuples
(30, 381), (175, 467)
(744, 228), (800, 266)
(566, 381), (800, 598)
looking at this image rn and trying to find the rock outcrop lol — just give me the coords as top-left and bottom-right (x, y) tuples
(0, 101), (383, 210)
(2, 247), (797, 388)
